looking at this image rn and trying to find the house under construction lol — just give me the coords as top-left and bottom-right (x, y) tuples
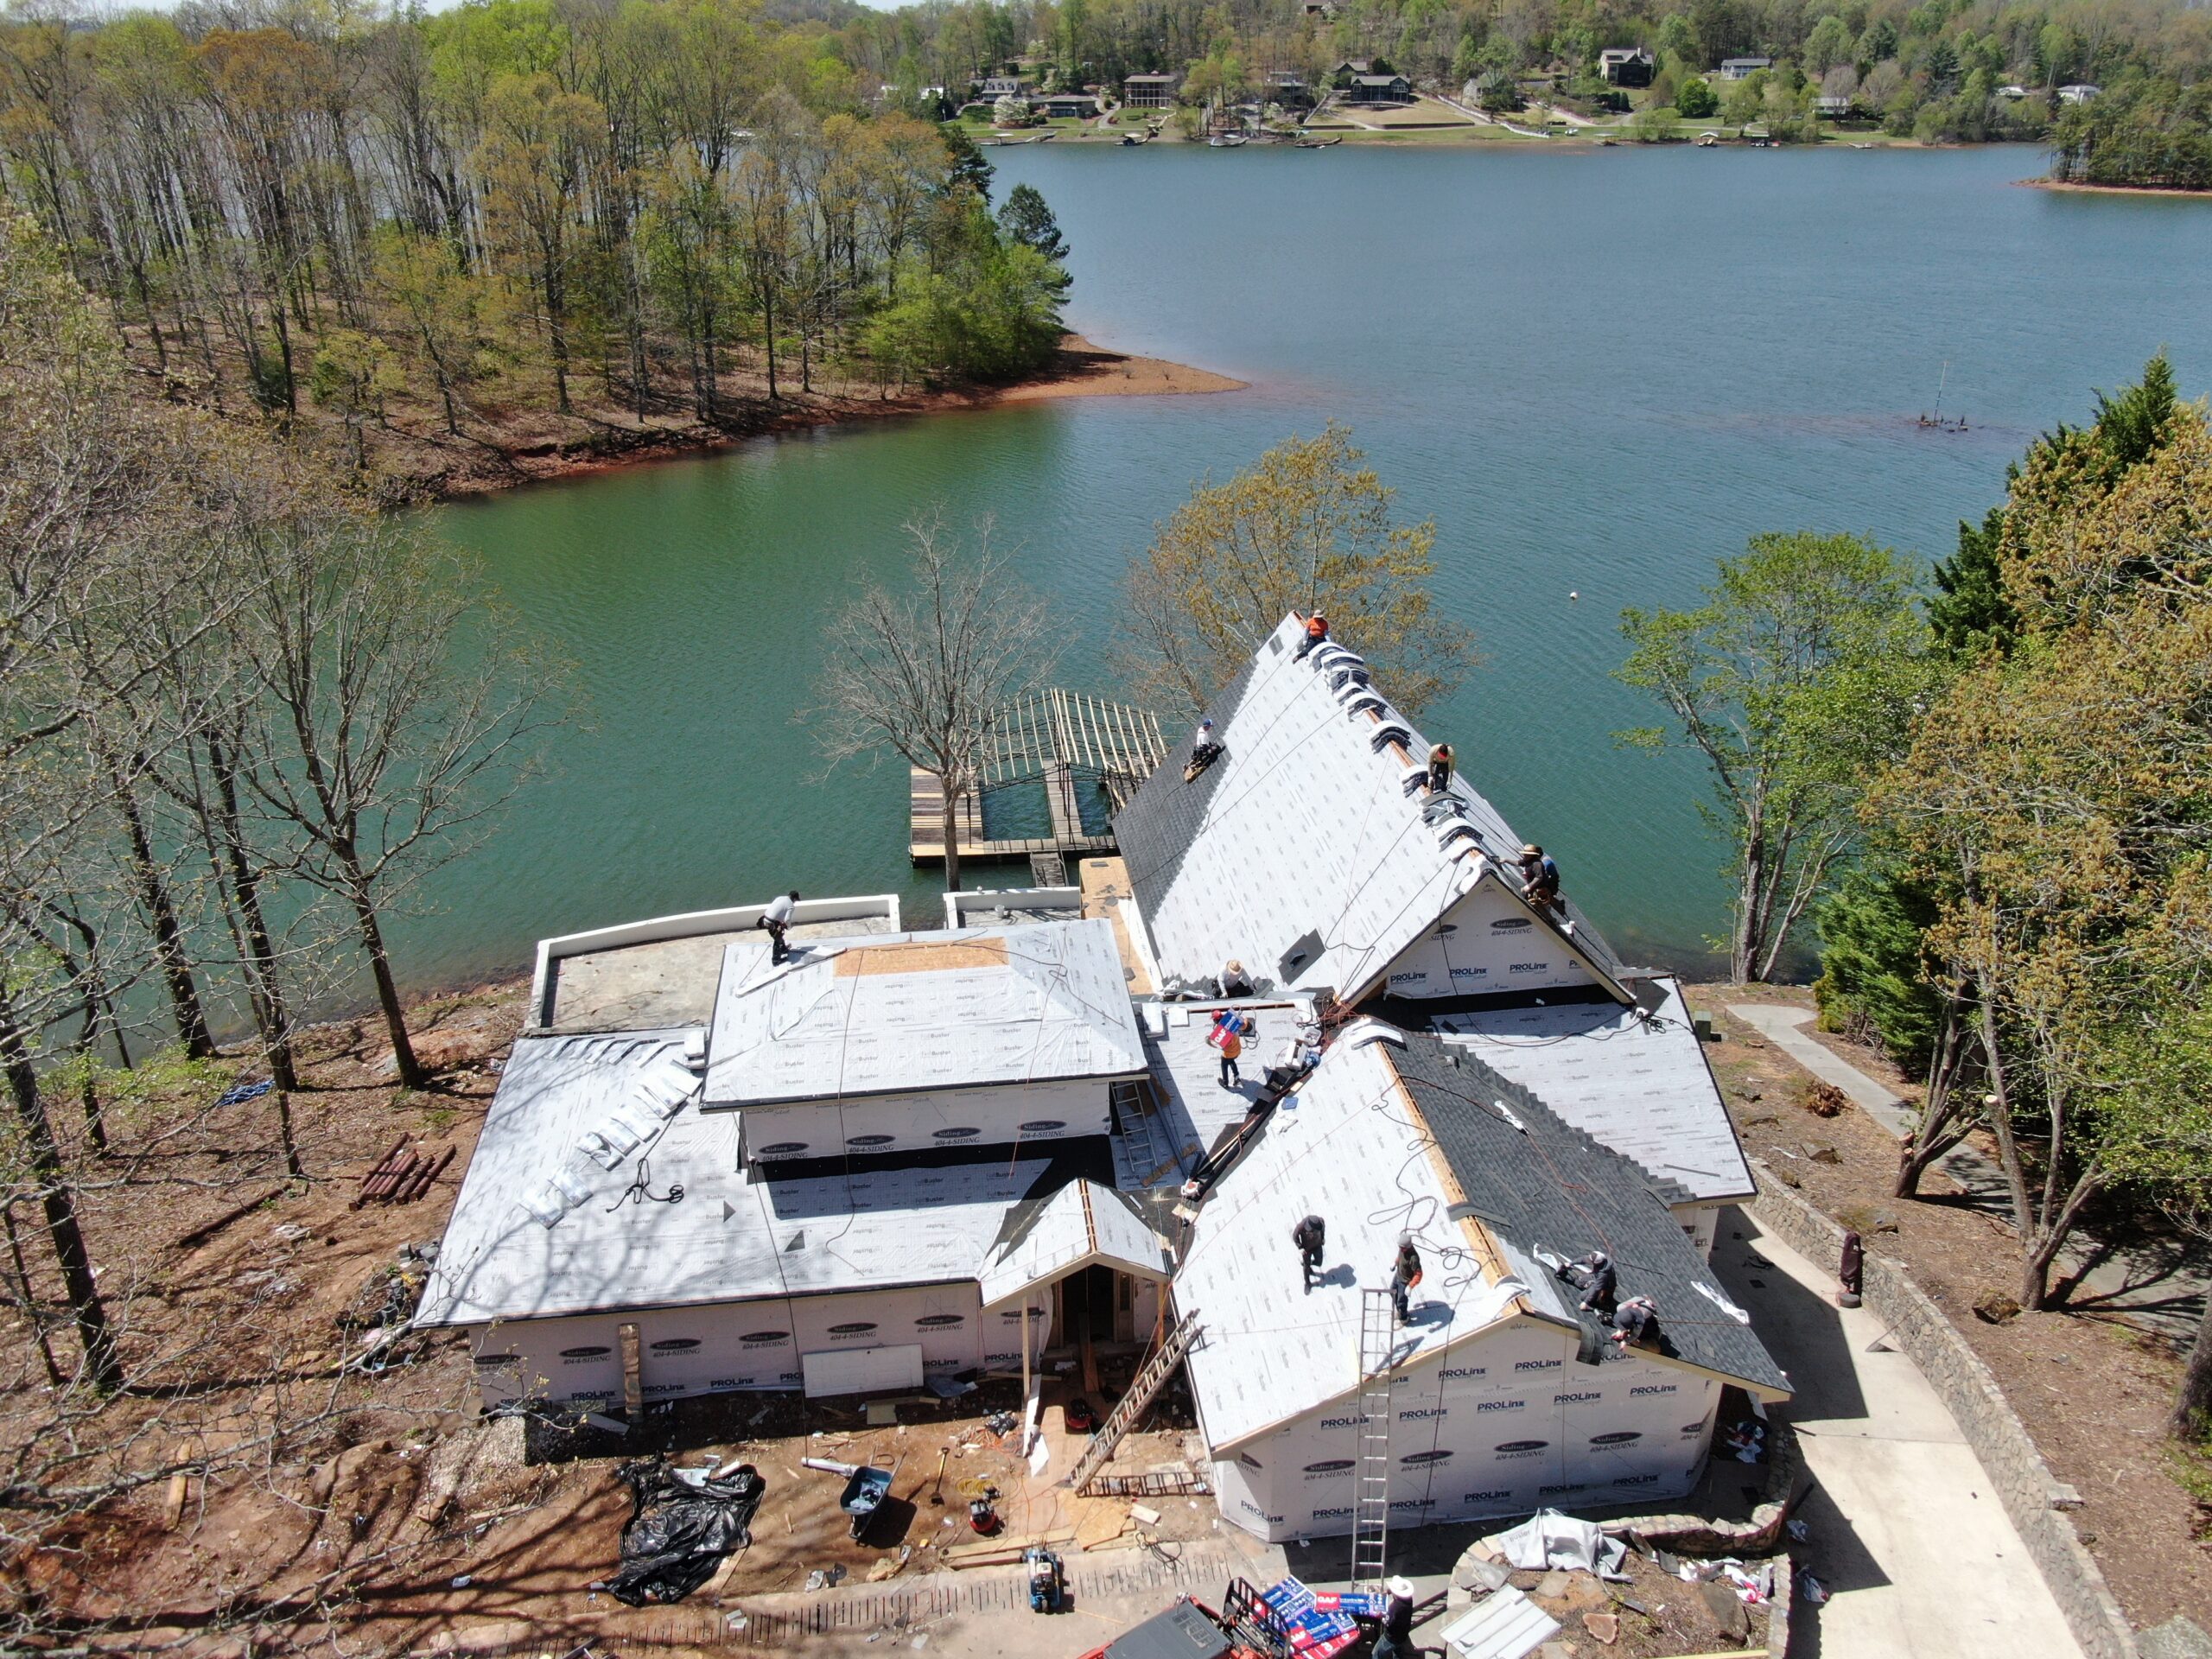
(417, 612), (1787, 1548)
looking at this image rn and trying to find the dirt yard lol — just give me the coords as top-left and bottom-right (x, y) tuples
(1687, 983), (2212, 1632)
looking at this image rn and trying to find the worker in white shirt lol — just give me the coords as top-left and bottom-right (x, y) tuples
(759, 889), (799, 965)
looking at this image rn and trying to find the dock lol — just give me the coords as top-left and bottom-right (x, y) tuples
(910, 688), (1166, 865)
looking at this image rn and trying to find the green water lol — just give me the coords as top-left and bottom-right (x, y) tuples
(411, 143), (2212, 992)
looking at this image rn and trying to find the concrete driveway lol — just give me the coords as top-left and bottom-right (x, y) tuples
(1715, 1208), (2083, 1657)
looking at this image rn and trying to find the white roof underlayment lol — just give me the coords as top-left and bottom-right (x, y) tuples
(1172, 1035), (1535, 1452)
(1113, 613), (1629, 1007)
(977, 1179), (1173, 1308)
(1427, 976), (1755, 1203)
(416, 1029), (1122, 1327)
(1126, 998), (1315, 1186)
(702, 918), (1147, 1107)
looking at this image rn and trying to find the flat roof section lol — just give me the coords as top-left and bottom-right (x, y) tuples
(703, 918), (1149, 1109)
(544, 914), (898, 1033)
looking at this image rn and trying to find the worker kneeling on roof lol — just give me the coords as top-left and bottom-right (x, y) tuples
(1609, 1294), (1659, 1350)
(1294, 613), (1330, 662)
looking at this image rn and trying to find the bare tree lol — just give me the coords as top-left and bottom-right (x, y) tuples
(229, 507), (550, 1090)
(814, 518), (1058, 893)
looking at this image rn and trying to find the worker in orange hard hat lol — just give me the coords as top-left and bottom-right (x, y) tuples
(1294, 612), (1330, 662)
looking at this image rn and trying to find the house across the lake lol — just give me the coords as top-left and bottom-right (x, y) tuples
(1030, 92), (1099, 118)
(1719, 56), (1772, 79)
(1122, 72), (1181, 108)
(1347, 73), (1414, 105)
(1598, 47), (1655, 87)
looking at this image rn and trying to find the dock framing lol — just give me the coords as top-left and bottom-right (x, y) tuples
(910, 688), (1166, 864)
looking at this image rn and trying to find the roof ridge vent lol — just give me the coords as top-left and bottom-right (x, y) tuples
(1341, 1018), (1405, 1051)
(1434, 821), (1484, 855)
(1342, 690), (1387, 720)
(1369, 722), (1411, 753)
(1399, 761), (1429, 797)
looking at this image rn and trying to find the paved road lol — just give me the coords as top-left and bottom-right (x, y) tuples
(1713, 1211), (2083, 1658)
(1729, 1001), (2206, 1342)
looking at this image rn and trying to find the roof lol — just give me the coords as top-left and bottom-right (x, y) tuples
(1172, 1032), (1539, 1450)
(978, 1178), (1173, 1307)
(1351, 73), (1408, 86)
(1389, 1031), (1789, 1399)
(1422, 976), (1754, 1203)
(1125, 72), (1180, 82)
(1599, 47), (1652, 60)
(1111, 612), (1627, 1007)
(1722, 55), (1772, 65)
(1131, 998), (1316, 1187)
(416, 1029), (1117, 1326)
(702, 919), (1147, 1108)
(1173, 1027), (1787, 1447)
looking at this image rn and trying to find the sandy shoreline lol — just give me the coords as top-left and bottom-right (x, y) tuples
(2018, 176), (2212, 198)
(435, 335), (1243, 499)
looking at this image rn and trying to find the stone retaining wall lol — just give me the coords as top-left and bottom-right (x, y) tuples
(1746, 1159), (2139, 1659)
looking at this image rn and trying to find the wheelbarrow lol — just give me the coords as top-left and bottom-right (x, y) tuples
(839, 1465), (894, 1541)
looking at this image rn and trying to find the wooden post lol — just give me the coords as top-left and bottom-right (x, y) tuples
(619, 1321), (642, 1419)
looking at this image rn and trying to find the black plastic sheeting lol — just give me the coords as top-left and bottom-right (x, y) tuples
(606, 1457), (768, 1606)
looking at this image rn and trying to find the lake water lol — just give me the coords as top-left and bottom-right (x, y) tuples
(413, 143), (2212, 993)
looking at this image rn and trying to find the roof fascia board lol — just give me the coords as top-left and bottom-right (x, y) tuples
(1675, 972), (1763, 1197)
(419, 1272), (991, 1332)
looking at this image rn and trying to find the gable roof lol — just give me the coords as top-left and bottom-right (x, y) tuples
(1111, 613), (1628, 1007)
(978, 1179), (1173, 1307)
(1171, 1032), (1536, 1450)
(702, 918), (1146, 1108)
(1387, 1031), (1789, 1398)
(1422, 976), (1754, 1203)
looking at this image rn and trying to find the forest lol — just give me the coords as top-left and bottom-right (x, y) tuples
(0, 0), (1075, 490)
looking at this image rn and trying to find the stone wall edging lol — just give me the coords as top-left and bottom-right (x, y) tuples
(1745, 1159), (2139, 1659)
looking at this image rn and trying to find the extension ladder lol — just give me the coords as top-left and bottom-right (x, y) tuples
(1070, 1309), (1203, 1493)
(1351, 1287), (1396, 1591)
(1112, 1077), (1180, 1187)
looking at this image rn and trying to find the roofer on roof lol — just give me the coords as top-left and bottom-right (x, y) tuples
(1610, 1294), (1659, 1349)
(1427, 741), (1455, 794)
(1563, 1249), (1617, 1312)
(1294, 613), (1330, 662)
(759, 890), (800, 965)
(1519, 843), (1560, 909)
(1219, 958), (1254, 997)
(1293, 1214), (1325, 1294)
(1390, 1234), (1423, 1324)
(1185, 716), (1224, 782)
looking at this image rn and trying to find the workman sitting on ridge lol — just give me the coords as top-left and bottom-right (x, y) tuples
(1519, 843), (1562, 912)
(1185, 717), (1224, 782)
(1294, 613), (1331, 663)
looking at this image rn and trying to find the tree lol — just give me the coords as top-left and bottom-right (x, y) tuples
(1722, 70), (1764, 130)
(813, 519), (1058, 893)
(998, 182), (1069, 263)
(227, 503), (550, 1090)
(1618, 531), (1933, 982)
(1675, 75), (1719, 117)
(1121, 423), (1476, 716)
(1929, 506), (2017, 657)
(939, 119), (995, 200)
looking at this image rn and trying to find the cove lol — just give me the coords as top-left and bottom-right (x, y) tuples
(410, 143), (2212, 995)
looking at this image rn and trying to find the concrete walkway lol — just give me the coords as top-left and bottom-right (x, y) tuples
(1729, 1001), (2207, 1341)
(1714, 1210), (2083, 1658)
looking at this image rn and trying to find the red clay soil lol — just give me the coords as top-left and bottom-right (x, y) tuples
(1688, 984), (2212, 1632)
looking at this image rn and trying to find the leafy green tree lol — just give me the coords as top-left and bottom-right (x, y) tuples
(1675, 74), (1719, 117)
(1618, 531), (1935, 982)
(1121, 423), (1476, 716)
(1929, 507), (2016, 658)
(1721, 71), (1764, 129)
(938, 120), (994, 201)
(1803, 15), (1853, 73)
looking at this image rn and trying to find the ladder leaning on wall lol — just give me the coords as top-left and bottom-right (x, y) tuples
(1351, 1287), (1396, 1591)
(1070, 1309), (1203, 1494)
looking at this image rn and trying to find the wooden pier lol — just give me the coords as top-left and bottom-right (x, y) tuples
(910, 688), (1166, 865)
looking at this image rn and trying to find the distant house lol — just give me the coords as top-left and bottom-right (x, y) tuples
(2057, 82), (2101, 104)
(978, 74), (1031, 99)
(1030, 92), (1099, 118)
(1347, 73), (1414, 105)
(1597, 47), (1655, 87)
(1998, 83), (2029, 99)
(1301, 0), (1338, 16)
(1332, 58), (1375, 79)
(1264, 70), (1313, 108)
(1813, 93), (1853, 116)
(1718, 56), (1772, 80)
(1122, 72), (1180, 108)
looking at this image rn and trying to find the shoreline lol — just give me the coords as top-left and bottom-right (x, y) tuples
(431, 335), (1244, 501)
(2018, 176), (2212, 198)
